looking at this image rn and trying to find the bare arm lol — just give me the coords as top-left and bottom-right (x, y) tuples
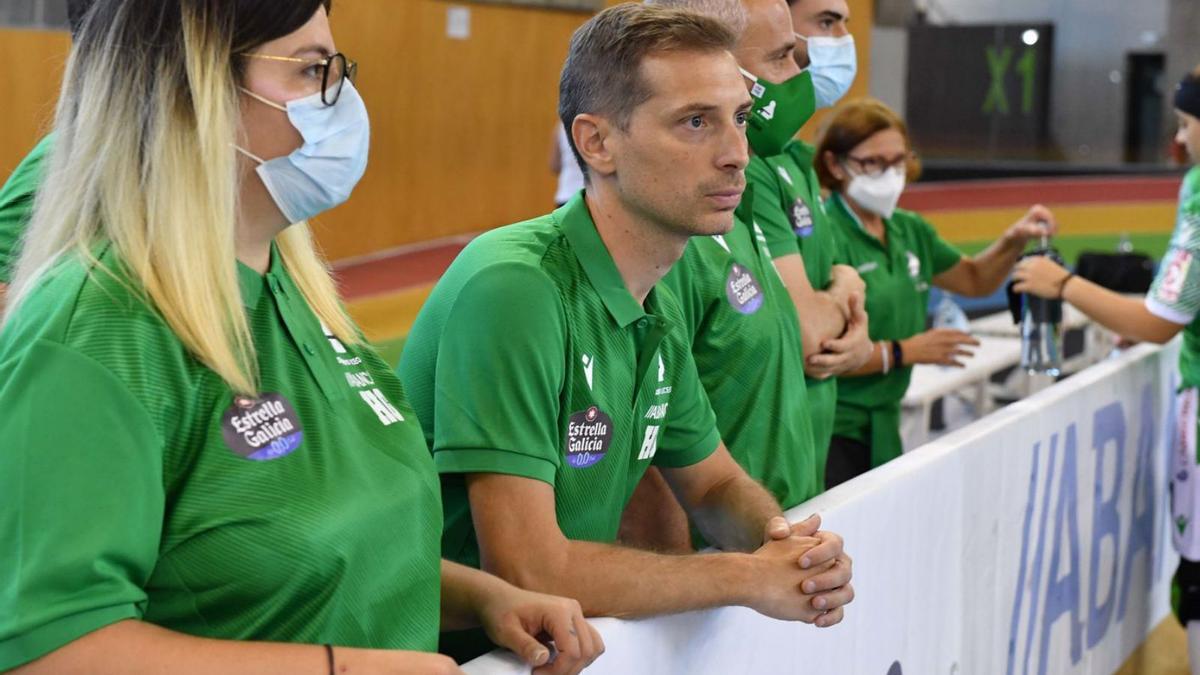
(658, 443), (783, 553)
(12, 620), (461, 675)
(935, 205), (1057, 298)
(773, 253), (850, 362)
(466, 446), (847, 623)
(1013, 256), (1184, 344)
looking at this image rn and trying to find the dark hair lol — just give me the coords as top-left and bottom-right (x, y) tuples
(74, 0), (332, 80)
(558, 3), (736, 177)
(814, 97), (922, 191)
(66, 0), (95, 36)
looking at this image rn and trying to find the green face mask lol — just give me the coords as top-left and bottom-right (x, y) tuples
(740, 68), (817, 157)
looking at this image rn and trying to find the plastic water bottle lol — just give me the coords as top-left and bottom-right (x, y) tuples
(1020, 227), (1064, 376)
(933, 294), (970, 332)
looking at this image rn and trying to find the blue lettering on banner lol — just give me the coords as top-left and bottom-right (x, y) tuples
(1087, 402), (1124, 649)
(1038, 423), (1082, 673)
(1118, 385), (1163, 620)
(1007, 385), (1164, 675)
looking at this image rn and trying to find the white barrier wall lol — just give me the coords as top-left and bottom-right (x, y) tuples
(466, 342), (1182, 675)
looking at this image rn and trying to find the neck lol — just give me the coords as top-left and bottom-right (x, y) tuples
(584, 182), (689, 305)
(236, 163), (290, 274)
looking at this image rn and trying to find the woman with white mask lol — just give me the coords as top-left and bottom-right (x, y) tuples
(816, 98), (1057, 486)
(0, 1), (602, 674)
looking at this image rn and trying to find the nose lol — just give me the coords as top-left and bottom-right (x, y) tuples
(719, 119), (750, 172)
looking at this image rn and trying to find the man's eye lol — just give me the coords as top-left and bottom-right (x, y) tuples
(689, 116), (705, 129)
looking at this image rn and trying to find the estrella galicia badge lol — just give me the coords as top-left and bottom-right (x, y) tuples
(222, 393), (304, 461)
(726, 263), (764, 315)
(789, 198), (814, 238)
(565, 406), (613, 469)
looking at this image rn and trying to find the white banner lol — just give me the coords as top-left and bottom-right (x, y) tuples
(466, 342), (1181, 675)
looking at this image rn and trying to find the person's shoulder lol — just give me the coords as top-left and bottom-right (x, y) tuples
(893, 207), (936, 231)
(784, 139), (817, 166)
(2, 247), (195, 399)
(451, 212), (566, 275)
(1181, 167), (1200, 215)
(8, 247), (185, 363)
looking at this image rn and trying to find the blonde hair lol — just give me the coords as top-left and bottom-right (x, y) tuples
(5, 0), (356, 395)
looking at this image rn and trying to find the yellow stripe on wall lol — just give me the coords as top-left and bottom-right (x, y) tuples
(924, 202), (1177, 244)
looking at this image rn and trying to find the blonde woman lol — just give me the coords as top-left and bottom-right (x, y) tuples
(0, 2), (601, 674)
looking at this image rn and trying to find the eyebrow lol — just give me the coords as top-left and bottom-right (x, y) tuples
(771, 42), (795, 59)
(289, 44), (333, 58)
(816, 10), (847, 21)
(668, 101), (754, 117)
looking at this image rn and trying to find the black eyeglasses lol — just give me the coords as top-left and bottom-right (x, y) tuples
(242, 52), (358, 106)
(844, 151), (916, 178)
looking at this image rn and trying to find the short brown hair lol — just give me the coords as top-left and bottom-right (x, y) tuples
(559, 3), (737, 177)
(814, 98), (923, 192)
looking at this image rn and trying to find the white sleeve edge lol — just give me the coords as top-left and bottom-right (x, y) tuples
(1145, 296), (1195, 326)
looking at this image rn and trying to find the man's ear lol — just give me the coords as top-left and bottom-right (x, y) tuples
(572, 114), (618, 179)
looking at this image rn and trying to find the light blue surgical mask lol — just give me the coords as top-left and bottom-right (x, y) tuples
(796, 34), (857, 109)
(237, 80), (371, 224)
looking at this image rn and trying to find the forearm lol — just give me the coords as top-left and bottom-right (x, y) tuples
(794, 289), (848, 360)
(13, 620), (333, 675)
(687, 472), (783, 553)
(441, 559), (507, 632)
(962, 237), (1026, 297)
(532, 541), (757, 619)
(1063, 278), (1178, 343)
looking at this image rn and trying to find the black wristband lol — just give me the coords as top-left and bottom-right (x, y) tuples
(324, 644), (335, 675)
(891, 340), (904, 369)
(1057, 272), (1076, 300)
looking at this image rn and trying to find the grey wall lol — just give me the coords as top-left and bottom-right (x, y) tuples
(874, 0), (1172, 165)
(0, 0), (69, 30)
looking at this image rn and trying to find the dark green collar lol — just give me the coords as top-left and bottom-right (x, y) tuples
(557, 192), (647, 328)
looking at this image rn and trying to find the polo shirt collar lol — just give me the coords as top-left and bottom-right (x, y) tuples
(557, 192), (647, 328)
(832, 192), (896, 251)
(236, 242), (282, 310)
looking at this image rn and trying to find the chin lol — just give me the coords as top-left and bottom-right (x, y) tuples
(690, 211), (736, 237)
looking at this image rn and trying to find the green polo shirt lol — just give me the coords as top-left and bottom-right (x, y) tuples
(745, 142), (839, 480)
(661, 187), (817, 510)
(0, 242), (443, 671)
(1146, 166), (1200, 389)
(826, 193), (963, 466)
(399, 192), (720, 567)
(0, 134), (51, 283)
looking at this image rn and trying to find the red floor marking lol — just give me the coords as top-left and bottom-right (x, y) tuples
(334, 241), (468, 301)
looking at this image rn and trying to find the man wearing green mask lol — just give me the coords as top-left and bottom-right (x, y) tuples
(620, 0), (847, 550)
(742, 0), (870, 488)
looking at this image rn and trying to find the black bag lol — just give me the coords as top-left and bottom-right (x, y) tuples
(1074, 251), (1155, 294)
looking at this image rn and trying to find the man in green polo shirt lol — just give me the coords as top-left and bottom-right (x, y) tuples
(399, 4), (853, 661)
(738, 0), (871, 489)
(630, 0), (864, 541)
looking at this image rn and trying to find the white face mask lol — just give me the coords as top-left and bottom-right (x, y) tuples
(236, 80), (371, 224)
(796, 33), (857, 109)
(845, 164), (906, 218)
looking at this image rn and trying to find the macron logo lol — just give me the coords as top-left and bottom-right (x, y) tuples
(581, 354), (595, 391)
(657, 354), (666, 383)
